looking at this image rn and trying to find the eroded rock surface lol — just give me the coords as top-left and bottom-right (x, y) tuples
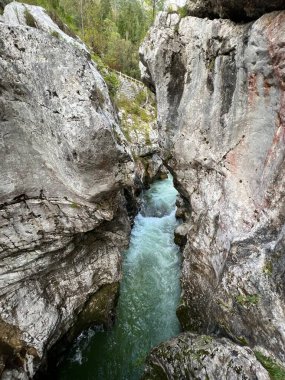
(140, 7), (285, 367)
(116, 73), (166, 189)
(186, 0), (285, 20)
(143, 333), (271, 380)
(0, 2), (134, 378)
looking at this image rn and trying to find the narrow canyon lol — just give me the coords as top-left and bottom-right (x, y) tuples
(0, 0), (285, 379)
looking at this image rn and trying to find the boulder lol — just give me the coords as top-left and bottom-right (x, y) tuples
(143, 333), (272, 380)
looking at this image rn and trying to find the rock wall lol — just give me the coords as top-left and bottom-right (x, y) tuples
(0, 2), (134, 379)
(115, 73), (166, 190)
(140, 2), (285, 376)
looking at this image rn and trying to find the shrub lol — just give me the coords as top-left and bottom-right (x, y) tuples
(135, 89), (148, 106)
(103, 72), (120, 98)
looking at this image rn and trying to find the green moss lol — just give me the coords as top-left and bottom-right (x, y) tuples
(70, 202), (79, 209)
(116, 96), (153, 124)
(197, 349), (210, 358)
(135, 89), (148, 106)
(263, 260), (273, 275)
(236, 294), (259, 307)
(255, 351), (285, 380)
(203, 336), (213, 344)
(167, 5), (188, 18)
(145, 129), (151, 146)
(51, 30), (60, 39)
(178, 5), (188, 18)
(236, 336), (249, 346)
(24, 8), (37, 28)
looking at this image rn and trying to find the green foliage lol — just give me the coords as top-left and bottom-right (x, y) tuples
(22, 0), (166, 79)
(135, 89), (148, 105)
(263, 260), (273, 275)
(24, 8), (37, 27)
(70, 202), (79, 208)
(51, 30), (60, 39)
(116, 96), (152, 123)
(116, 93), (154, 146)
(255, 351), (285, 380)
(103, 72), (120, 98)
(178, 5), (188, 18)
(23, 0), (77, 37)
(167, 5), (188, 18)
(236, 336), (249, 346)
(236, 294), (259, 306)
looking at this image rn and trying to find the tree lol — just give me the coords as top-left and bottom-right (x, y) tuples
(145, 0), (165, 20)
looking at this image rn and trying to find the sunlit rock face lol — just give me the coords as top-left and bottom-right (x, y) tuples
(0, 2), (134, 378)
(186, 0), (285, 20)
(140, 6), (285, 367)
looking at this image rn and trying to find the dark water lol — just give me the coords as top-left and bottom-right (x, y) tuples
(57, 176), (181, 379)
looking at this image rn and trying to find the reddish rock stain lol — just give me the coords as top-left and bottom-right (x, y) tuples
(248, 73), (258, 106)
(263, 13), (285, 167)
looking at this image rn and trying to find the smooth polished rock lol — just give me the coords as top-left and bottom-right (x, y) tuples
(140, 9), (285, 365)
(0, 2), (134, 378)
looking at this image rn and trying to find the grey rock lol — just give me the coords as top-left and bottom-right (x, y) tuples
(140, 9), (285, 364)
(186, 0), (285, 20)
(3, 2), (86, 51)
(0, 2), (134, 378)
(142, 333), (271, 380)
(115, 72), (164, 188)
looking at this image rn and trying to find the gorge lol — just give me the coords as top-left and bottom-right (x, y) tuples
(57, 176), (181, 379)
(1, 0), (285, 379)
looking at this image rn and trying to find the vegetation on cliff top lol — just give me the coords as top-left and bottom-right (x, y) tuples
(21, 0), (166, 79)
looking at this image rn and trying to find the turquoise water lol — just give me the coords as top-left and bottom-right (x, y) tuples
(57, 176), (181, 379)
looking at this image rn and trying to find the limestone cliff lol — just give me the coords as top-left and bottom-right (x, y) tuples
(140, 0), (285, 376)
(0, 2), (134, 379)
(115, 73), (166, 190)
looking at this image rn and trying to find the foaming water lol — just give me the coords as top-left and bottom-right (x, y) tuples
(57, 176), (181, 379)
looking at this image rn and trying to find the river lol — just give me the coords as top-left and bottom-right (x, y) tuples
(57, 175), (181, 379)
